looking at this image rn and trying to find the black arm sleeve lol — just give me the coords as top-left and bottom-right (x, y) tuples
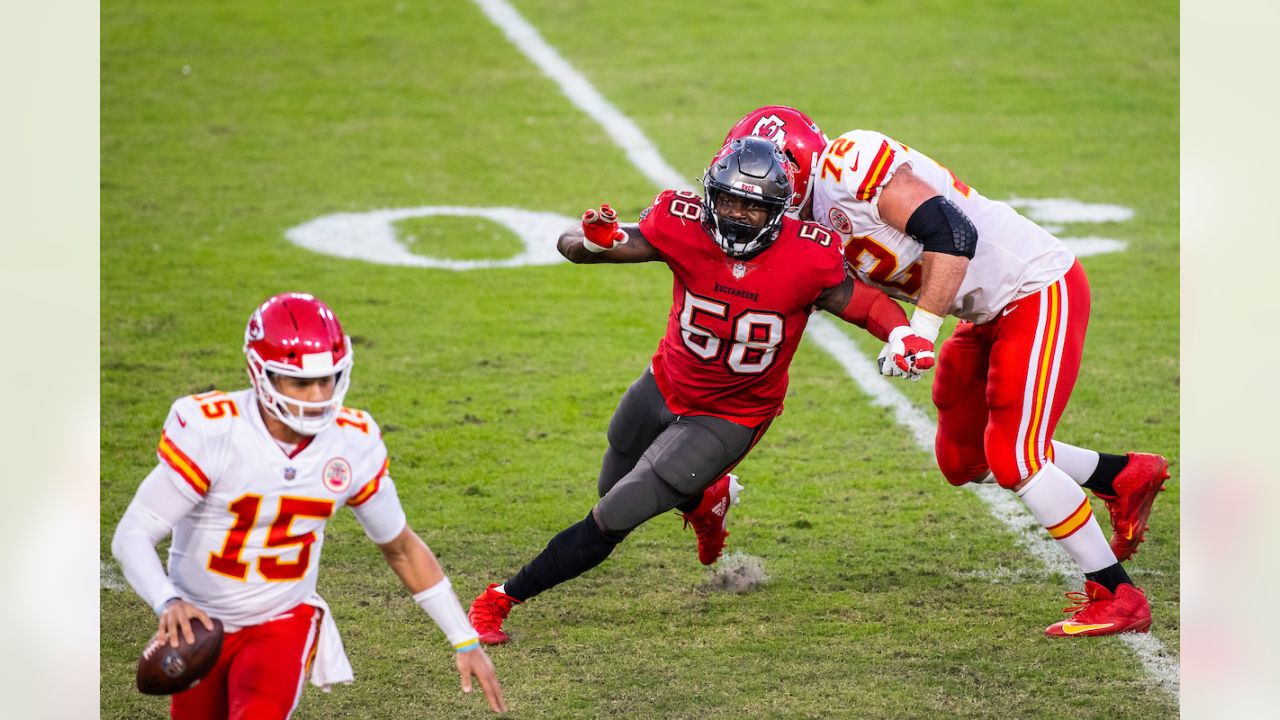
(905, 195), (978, 259)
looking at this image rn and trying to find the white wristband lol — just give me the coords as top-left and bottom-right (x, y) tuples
(909, 308), (945, 344)
(581, 237), (609, 253)
(413, 577), (480, 652)
(887, 325), (913, 345)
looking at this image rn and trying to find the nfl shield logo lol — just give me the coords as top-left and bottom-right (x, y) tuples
(732, 262), (747, 279)
(283, 467), (297, 481)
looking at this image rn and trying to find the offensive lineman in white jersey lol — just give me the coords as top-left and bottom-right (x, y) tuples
(725, 107), (1170, 637)
(111, 293), (507, 717)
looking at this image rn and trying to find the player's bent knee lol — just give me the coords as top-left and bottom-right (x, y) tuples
(986, 457), (1027, 490)
(938, 461), (989, 487)
(935, 442), (988, 487)
(591, 502), (637, 539)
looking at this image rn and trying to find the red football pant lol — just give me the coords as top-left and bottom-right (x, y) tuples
(933, 261), (1089, 489)
(171, 603), (320, 720)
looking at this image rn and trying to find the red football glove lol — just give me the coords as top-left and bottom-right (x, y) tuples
(581, 204), (628, 252)
(878, 326), (936, 381)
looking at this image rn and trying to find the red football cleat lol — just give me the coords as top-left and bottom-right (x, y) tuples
(468, 583), (521, 645)
(1095, 453), (1169, 561)
(1044, 581), (1152, 637)
(681, 473), (743, 565)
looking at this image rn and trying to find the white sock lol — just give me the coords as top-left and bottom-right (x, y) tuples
(1017, 463), (1117, 573)
(1049, 441), (1100, 486)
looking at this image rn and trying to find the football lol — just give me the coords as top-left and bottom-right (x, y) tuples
(136, 618), (224, 695)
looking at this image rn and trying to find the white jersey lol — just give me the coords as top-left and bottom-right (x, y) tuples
(153, 388), (405, 630)
(811, 130), (1075, 324)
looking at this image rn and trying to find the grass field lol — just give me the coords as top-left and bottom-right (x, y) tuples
(101, 1), (1179, 717)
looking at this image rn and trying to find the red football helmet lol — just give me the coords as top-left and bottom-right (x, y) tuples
(723, 106), (828, 217)
(243, 292), (353, 435)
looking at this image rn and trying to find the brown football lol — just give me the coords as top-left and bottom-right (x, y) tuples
(136, 618), (224, 695)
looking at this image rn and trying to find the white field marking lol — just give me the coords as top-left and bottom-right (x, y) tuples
(1061, 237), (1128, 257)
(284, 206), (574, 270)
(1005, 197), (1134, 224)
(1005, 198), (1132, 257)
(100, 559), (127, 591)
(285, 207), (1126, 268)
(471, 0), (692, 192)
(476, 0), (1180, 698)
(1120, 633), (1182, 697)
(805, 318), (936, 450)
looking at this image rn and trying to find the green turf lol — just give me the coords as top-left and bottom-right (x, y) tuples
(102, 1), (1178, 717)
(395, 215), (524, 261)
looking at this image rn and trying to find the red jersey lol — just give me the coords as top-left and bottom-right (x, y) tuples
(638, 190), (846, 426)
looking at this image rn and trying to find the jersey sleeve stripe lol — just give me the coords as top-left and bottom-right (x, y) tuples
(855, 140), (896, 201)
(157, 431), (210, 496)
(347, 457), (389, 507)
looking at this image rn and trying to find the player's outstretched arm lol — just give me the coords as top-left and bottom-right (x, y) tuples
(558, 203), (660, 264)
(815, 275), (906, 342)
(816, 276), (935, 379)
(877, 165), (976, 344)
(376, 526), (508, 713)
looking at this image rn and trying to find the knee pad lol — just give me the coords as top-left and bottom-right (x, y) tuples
(591, 501), (638, 538)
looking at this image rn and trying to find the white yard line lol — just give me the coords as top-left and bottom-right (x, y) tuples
(100, 559), (127, 592)
(474, 0), (1179, 700)
(471, 0), (692, 193)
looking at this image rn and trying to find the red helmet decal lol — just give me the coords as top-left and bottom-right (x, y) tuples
(752, 114), (786, 142)
(246, 311), (265, 342)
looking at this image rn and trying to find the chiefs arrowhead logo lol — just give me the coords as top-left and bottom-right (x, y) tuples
(245, 310), (265, 342)
(827, 207), (853, 235)
(751, 114), (787, 147)
(322, 457), (352, 493)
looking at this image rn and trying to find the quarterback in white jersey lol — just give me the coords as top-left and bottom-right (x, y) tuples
(725, 107), (1170, 639)
(111, 293), (507, 717)
(152, 387), (395, 630)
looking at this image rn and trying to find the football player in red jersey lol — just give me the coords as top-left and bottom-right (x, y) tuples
(725, 106), (1169, 637)
(112, 293), (507, 717)
(467, 137), (935, 645)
